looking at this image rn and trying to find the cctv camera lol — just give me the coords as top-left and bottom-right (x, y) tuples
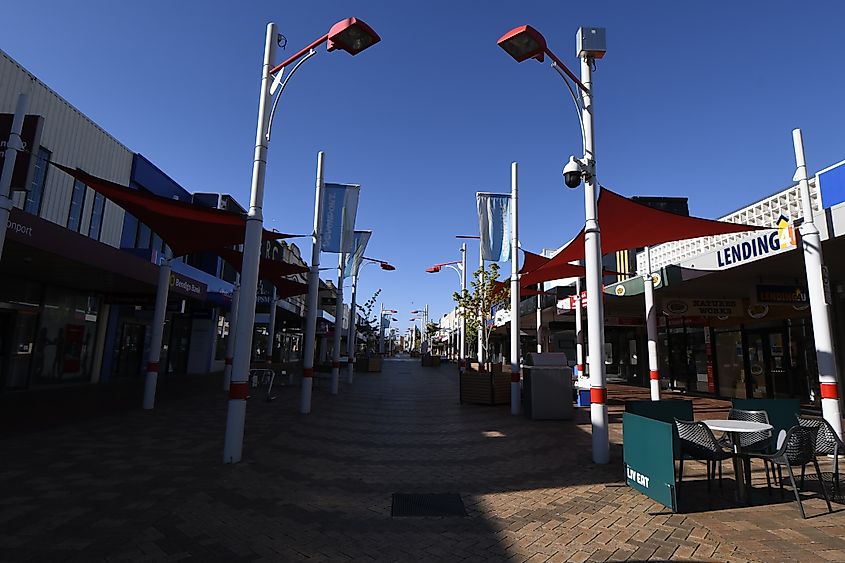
(562, 156), (583, 189)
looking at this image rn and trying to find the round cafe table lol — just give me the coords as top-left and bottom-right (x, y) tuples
(702, 419), (773, 504)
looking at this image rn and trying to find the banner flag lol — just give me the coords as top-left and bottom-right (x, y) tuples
(320, 183), (360, 253)
(344, 230), (372, 279)
(477, 193), (511, 262)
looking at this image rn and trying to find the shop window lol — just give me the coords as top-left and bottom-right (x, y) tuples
(24, 146), (51, 216)
(33, 287), (99, 385)
(66, 179), (86, 232)
(88, 192), (105, 240)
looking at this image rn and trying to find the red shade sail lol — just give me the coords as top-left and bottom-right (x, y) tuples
(521, 188), (764, 286)
(51, 163), (297, 257)
(214, 248), (309, 298)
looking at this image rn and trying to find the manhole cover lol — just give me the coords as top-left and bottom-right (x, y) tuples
(391, 493), (467, 517)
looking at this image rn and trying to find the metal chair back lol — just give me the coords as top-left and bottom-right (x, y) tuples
(797, 415), (843, 456)
(728, 408), (772, 449)
(774, 425), (819, 466)
(674, 419), (724, 459)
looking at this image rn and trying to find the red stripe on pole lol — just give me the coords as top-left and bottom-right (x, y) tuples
(229, 382), (249, 400)
(146, 362), (160, 373)
(332, 362), (340, 369)
(649, 370), (659, 381)
(821, 383), (840, 400)
(511, 371), (520, 382)
(224, 357), (233, 366)
(577, 364), (584, 374)
(303, 368), (314, 378)
(347, 358), (355, 364)
(591, 388), (607, 404)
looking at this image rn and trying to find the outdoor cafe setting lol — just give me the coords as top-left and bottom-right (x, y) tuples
(623, 398), (842, 518)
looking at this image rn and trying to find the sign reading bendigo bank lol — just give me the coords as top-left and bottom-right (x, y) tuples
(169, 272), (208, 301)
(681, 215), (797, 271)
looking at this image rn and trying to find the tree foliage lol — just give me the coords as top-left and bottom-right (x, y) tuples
(356, 288), (382, 352)
(452, 262), (509, 363)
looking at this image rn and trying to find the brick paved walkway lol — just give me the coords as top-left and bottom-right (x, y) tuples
(1, 359), (844, 562)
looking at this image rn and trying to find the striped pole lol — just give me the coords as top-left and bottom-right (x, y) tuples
(510, 162), (521, 415)
(143, 247), (172, 409)
(644, 247), (660, 400)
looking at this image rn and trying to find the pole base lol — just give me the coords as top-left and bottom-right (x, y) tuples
(510, 381), (520, 415)
(591, 402), (609, 464)
(347, 364), (354, 385)
(222, 398), (247, 464)
(649, 379), (660, 401)
(142, 371), (158, 410)
(300, 377), (313, 414)
(331, 369), (339, 395)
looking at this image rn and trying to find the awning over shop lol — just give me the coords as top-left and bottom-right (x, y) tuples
(51, 163), (298, 257)
(522, 188), (764, 286)
(215, 248), (309, 299)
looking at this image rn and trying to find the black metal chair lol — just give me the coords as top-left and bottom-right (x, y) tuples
(747, 425), (833, 519)
(674, 419), (733, 490)
(797, 415), (845, 496)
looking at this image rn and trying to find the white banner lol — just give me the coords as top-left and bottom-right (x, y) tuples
(320, 183), (360, 253)
(477, 193), (511, 262)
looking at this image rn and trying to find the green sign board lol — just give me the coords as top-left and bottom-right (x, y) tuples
(623, 412), (678, 511)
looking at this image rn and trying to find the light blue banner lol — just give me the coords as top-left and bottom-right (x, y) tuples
(344, 230), (372, 279)
(477, 193), (511, 262)
(320, 183), (360, 253)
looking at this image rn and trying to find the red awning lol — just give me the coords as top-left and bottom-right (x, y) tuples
(215, 248), (309, 298)
(522, 188), (764, 286)
(51, 163), (298, 257)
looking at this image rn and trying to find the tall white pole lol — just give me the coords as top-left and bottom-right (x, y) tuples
(536, 285), (543, 354)
(223, 22), (276, 463)
(301, 151), (325, 414)
(794, 129), (842, 439)
(378, 303), (385, 354)
(643, 246), (660, 401)
(478, 240), (484, 365)
(143, 247), (172, 409)
(0, 93), (29, 261)
(460, 243), (467, 370)
(347, 274), (357, 384)
(575, 276), (584, 376)
(265, 285), (277, 363)
(331, 253), (344, 395)
(581, 51), (609, 464)
(510, 162), (521, 416)
(223, 276), (240, 391)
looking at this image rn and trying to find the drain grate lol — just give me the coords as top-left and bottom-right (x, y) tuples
(391, 493), (467, 517)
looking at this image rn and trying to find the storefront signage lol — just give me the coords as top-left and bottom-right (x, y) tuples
(681, 218), (797, 271)
(756, 284), (808, 304)
(169, 272), (207, 301)
(0, 113), (45, 191)
(662, 298), (740, 318)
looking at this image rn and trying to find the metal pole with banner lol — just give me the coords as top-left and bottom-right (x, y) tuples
(302, 152), (325, 414)
(643, 247), (660, 401)
(143, 247), (172, 409)
(509, 163), (520, 416)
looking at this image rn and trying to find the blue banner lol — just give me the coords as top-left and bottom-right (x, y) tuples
(320, 183), (360, 253)
(477, 193), (511, 262)
(344, 230), (371, 279)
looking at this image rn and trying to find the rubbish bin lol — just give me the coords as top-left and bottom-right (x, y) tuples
(523, 353), (573, 420)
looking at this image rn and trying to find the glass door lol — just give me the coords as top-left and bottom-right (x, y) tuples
(768, 330), (791, 398)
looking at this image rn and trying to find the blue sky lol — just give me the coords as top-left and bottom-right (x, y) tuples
(5, 1), (845, 333)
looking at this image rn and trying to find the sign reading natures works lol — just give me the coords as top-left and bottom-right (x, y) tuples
(662, 298), (740, 318)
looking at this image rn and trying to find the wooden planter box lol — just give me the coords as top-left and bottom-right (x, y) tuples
(460, 367), (510, 405)
(356, 356), (382, 373)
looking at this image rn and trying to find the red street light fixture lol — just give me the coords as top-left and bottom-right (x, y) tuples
(425, 260), (461, 274)
(496, 25), (589, 92)
(271, 17), (381, 74)
(363, 256), (396, 271)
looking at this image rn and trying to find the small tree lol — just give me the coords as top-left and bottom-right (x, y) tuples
(356, 288), (381, 353)
(452, 262), (509, 365)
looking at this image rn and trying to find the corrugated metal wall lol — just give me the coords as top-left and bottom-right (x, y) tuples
(0, 49), (132, 247)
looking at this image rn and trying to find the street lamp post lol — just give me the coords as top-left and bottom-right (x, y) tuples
(347, 258), (394, 383)
(498, 24), (609, 463)
(0, 93), (29, 262)
(224, 18), (380, 461)
(793, 129), (843, 439)
(425, 247), (466, 367)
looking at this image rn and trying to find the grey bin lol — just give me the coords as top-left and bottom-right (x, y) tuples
(523, 353), (573, 420)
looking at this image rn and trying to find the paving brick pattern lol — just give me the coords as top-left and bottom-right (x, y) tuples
(0, 359), (843, 561)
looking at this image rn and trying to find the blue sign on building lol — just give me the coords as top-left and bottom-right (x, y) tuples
(818, 160), (845, 209)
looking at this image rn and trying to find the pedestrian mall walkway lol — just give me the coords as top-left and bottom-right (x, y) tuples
(2, 359), (845, 561)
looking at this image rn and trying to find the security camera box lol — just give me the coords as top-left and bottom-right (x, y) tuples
(577, 27), (606, 59)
